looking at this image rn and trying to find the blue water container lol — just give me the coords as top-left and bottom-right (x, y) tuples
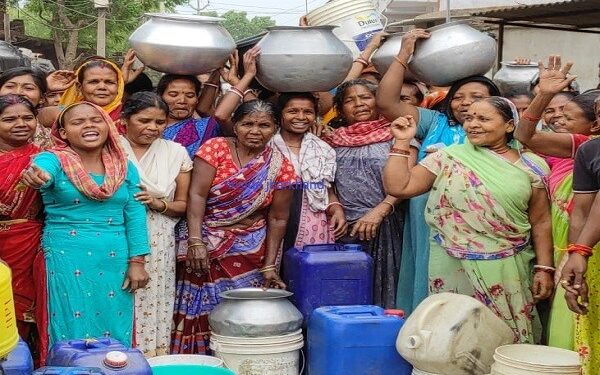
(308, 305), (412, 375)
(0, 339), (33, 375)
(33, 367), (105, 374)
(283, 244), (373, 322)
(46, 338), (150, 375)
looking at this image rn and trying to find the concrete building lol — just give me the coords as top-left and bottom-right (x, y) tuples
(378, 0), (600, 90)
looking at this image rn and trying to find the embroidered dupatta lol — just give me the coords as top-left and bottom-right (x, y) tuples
(423, 143), (549, 260)
(322, 118), (393, 148)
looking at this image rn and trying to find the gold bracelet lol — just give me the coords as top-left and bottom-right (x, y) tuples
(394, 55), (409, 70)
(381, 200), (395, 214)
(188, 236), (203, 242)
(158, 198), (169, 214)
(260, 265), (277, 273)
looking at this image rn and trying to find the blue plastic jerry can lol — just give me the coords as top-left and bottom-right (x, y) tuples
(33, 367), (105, 374)
(0, 339), (33, 375)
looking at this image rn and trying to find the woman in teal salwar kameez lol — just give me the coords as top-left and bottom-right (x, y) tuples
(24, 102), (150, 346)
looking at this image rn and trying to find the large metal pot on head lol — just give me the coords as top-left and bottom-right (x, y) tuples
(128, 13), (235, 75)
(370, 33), (417, 81)
(255, 26), (353, 92)
(409, 21), (497, 86)
(493, 62), (539, 96)
(209, 288), (303, 337)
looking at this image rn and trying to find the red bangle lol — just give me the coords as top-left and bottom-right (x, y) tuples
(390, 147), (411, 156)
(128, 258), (146, 265)
(567, 243), (593, 257)
(522, 111), (541, 122)
(354, 57), (369, 67)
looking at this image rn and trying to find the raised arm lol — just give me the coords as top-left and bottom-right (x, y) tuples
(383, 115), (436, 198)
(377, 30), (430, 123)
(196, 70), (220, 117)
(515, 56), (578, 157)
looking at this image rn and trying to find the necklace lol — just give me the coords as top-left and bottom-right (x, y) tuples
(233, 139), (243, 167)
(494, 148), (511, 155)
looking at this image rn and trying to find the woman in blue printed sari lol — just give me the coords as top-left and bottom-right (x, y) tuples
(377, 29), (501, 314)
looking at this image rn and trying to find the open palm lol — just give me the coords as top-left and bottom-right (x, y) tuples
(537, 55), (576, 95)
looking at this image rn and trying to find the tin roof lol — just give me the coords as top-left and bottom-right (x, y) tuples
(472, 0), (600, 29)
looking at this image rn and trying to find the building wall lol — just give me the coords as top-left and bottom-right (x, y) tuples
(500, 27), (600, 91)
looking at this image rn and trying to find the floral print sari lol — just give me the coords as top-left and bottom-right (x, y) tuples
(420, 143), (549, 343)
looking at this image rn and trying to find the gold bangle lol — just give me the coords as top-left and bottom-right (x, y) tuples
(260, 265), (277, 273)
(189, 236), (203, 242)
(394, 56), (409, 70)
(382, 200), (395, 214)
(158, 198), (169, 214)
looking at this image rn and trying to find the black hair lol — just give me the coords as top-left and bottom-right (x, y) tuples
(432, 75), (501, 123)
(481, 96), (516, 142)
(569, 90), (600, 122)
(232, 99), (278, 124)
(125, 72), (153, 96)
(403, 80), (425, 103)
(77, 59), (119, 83)
(276, 92), (318, 115)
(504, 87), (533, 100)
(156, 74), (202, 97)
(330, 79), (378, 128)
(0, 94), (37, 116)
(553, 91), (577, 102)
(0, 67), (47, 94)
(121, 91), (168, 120)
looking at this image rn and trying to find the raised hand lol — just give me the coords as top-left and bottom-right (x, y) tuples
(121, 49), (145, 84)
(220, 50), (241, 86)
(390, 115), (417, 142)
(399, 29), (431, 57)
(46, 70), (76, 92)
(536, 55), (576, 96)
(242, 46), (261, 78)
(20, 164), (51, 189)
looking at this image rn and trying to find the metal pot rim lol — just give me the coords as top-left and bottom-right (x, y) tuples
(218, 288), (293, 300)
(266, 25), (337, 31)
(144, 13), (224, 23)
(382, 32), (406, 41)
(500, 62), (539, 67)
(426, 19), (471, 33)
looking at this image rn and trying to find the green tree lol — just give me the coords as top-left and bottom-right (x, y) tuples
(21, 0), (188, 69)
(202, 10), (275, 41)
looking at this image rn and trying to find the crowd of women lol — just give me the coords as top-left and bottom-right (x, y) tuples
(1, 25), (599, 373)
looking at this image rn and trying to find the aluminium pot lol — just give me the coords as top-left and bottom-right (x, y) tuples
(128, 13), (235, 75)
(370, 33), (417, 80)
(493, 62), (539, 96)
(409, 20), (497, 86)
(208, 288), (303, 337)
(255, 26), (353, 92)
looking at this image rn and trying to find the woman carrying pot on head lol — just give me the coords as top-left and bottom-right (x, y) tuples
(514, 56), (600, 351)
(0, 95), (48, 355)
(377, 29), (502, 314)
(272, 92), (347, 251)
(171, 100), (295, 354)
(321, 79), (418, 309)
(0, 67), (52, 148)
(118, 92), (192, 357)
(383, 96), (554, 343)
(21, 102), (150, 347)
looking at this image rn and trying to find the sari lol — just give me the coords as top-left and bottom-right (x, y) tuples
(171, 137), (296, 354)
(59, 59), (125, 123)
(421, 143), (549, 343)
(120, 137), (192, 356)
(0, 143), (46, 355)
(163, 117), (221, 158)
(273, 133), (336, 250)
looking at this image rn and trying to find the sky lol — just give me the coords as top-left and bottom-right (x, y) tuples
(176, 0), (330, 26)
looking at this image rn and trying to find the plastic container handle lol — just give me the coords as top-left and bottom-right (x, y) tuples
(404, 299), (446, 349)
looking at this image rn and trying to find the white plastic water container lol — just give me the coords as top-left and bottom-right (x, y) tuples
(306, 0), (384, 57)
(491, 344), (580, 375)
(397, 293), (514, 375)
(210, 330), (304, 375)
(147, 354), (224, 368)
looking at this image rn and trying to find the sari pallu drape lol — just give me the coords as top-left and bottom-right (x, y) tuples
(422, 144), (549, 343)
(171, 147), (283, 354)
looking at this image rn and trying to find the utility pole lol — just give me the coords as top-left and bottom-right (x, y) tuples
(94, 0), (109, 57)
(0, 0), (10, 42)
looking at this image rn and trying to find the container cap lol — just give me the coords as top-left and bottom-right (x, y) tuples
(342, 244), (362, 251)
(103, 351), (128, 369)
(384, 309), (405, 318)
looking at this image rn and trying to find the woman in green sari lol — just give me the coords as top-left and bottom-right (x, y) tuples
(384, 96), (554, 343)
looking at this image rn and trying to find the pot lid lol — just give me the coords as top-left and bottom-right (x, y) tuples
(266, 25), (337, 31)
(145, 13), (224, 23)
(218, 288), (293, 300)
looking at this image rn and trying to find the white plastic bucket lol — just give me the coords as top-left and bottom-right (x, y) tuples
(491, 345), (580, 375)
(210, 330), (304, 375)
(147, 354), (224, 368)
(307, 0), (383, 56)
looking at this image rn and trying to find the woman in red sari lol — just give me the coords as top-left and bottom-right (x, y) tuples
(0, 95), (46, 351)
(171, 100), (296, 354)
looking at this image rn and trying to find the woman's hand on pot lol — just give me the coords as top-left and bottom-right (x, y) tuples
(400, 29), (430, 57)
(262, 270), (286, 289)
(186, 243), (210, 273)
(299, 15), (309, 27)
(536, 55), (576, 96)
(20, 164), (50, 189)
(242, 46), (261, 78)
(390, 115), (417, 143)
(350, 207), (387, 241)
(328, 205), (348, 239)
(123, 263), (150, 292)
(366, 31), (389, 51)
(220, 50), (241, 86)
(531, 271), (554, 302)
(121, 49), (145, 84)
